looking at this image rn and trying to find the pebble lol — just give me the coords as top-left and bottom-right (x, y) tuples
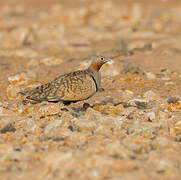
(3, 147), (21, 161)
(8, 73), (29, 86)
(143, 90), (157, 101)
(75, 118), (97, 130)
(0, 123), (16, 134)
(156, 137), (169, 147)
(127, 98), (149, 109)
(7, 85), (20, 100)
(0, 107), (10, 116)
(157, 158), (171, 171)
(122, 90), (134, 101)
(44, 119), (62, 134)
(162, 77), (170, 81)
(26, 119), (41, 133)
(147, 112), (156, 122)
(44, 151), (72, 167)
(165, 82), (174, 85)
(158, 111), (169, 122)
(146, 72), (156, 79)
(39, 103), (61, 117)
(167, 97), (179, 104)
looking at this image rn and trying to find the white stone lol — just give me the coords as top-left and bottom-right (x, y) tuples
(165, 82), (174, 85)
(147, 112), (156, 121)
(8, 73), (29, 85)
(157, 137), (169, 147)
(7, 85), (20, 100)
(128, 98), (148, 106)
(162, 77), (170, 81)
(143, 90), (157, 101)
(44, 120), (62, 134)
(146, 72), (156, 79)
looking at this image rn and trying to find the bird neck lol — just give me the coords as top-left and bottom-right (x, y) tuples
(89, 61), (103, 72)
(88, 63), (101, 89)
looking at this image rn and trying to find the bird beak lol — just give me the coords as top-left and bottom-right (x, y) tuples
(106, 58), (113, 64)
(105, 57), (112, 62)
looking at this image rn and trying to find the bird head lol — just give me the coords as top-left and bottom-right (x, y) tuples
(89, 56), (111, 72)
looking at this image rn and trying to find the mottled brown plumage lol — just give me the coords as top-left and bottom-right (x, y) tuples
(20, 56), (110, 103)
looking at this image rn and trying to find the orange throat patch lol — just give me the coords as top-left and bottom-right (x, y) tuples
(91, 62), (102, 72)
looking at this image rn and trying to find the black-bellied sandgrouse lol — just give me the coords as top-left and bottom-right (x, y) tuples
(20, 56), (111, 103)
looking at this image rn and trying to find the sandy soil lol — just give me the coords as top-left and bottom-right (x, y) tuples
(0, 0), (181, 179)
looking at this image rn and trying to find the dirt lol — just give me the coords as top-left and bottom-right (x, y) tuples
(0, 0), (181, 179)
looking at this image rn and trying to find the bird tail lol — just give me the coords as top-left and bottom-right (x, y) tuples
(18, 89), (33, 96)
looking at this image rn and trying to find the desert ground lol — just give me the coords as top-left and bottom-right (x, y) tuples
(0, 0), (181, 179)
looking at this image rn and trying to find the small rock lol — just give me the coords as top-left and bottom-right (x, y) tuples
(147, 112), (156, 122)
(122, 90), (134, 101)
(67, 125), (74, 132)
(162, 77), (170, 81)
(157, 158), (172, 172)
(7, 85), (20, 100)
(53, 137), (66, 142)
(167, 97), (179, 104)
(8, 73), (29, 86)
(160, 68), (172, 75)
(165, 82), (174, 85)
(1, 123), (16, 134)
(44, 151), (72, 167)
(44, 120), (62, 134)
(157, 137), (169, 147)
(39, 103), (61, 117)
(74, 116), (97, 130)
(146, 72), (156, 79)
(127, 99), (150, 109)
(158, 111), (169, 122)
(143, 90), (157, 101)
(82, 103), (91, 111)
(0, 107), (12, 116)
(4, 148), (21, 161)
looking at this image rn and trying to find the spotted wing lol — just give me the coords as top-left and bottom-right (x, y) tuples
(47, 70), (97, 102)
(21, 82), (57, 102)
(22, 70), (97, 102)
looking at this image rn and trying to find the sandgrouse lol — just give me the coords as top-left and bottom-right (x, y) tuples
(20, 56), (110, 103)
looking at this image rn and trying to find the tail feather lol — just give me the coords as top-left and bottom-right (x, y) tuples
(19, 89), (33, 96)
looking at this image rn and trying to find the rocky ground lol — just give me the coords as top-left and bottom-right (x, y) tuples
(0, 0), (181, 179)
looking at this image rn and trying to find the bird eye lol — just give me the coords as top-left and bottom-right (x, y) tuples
(100, 57), (104, 60)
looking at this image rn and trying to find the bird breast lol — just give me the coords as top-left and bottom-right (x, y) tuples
(93, 71), (101, 90)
